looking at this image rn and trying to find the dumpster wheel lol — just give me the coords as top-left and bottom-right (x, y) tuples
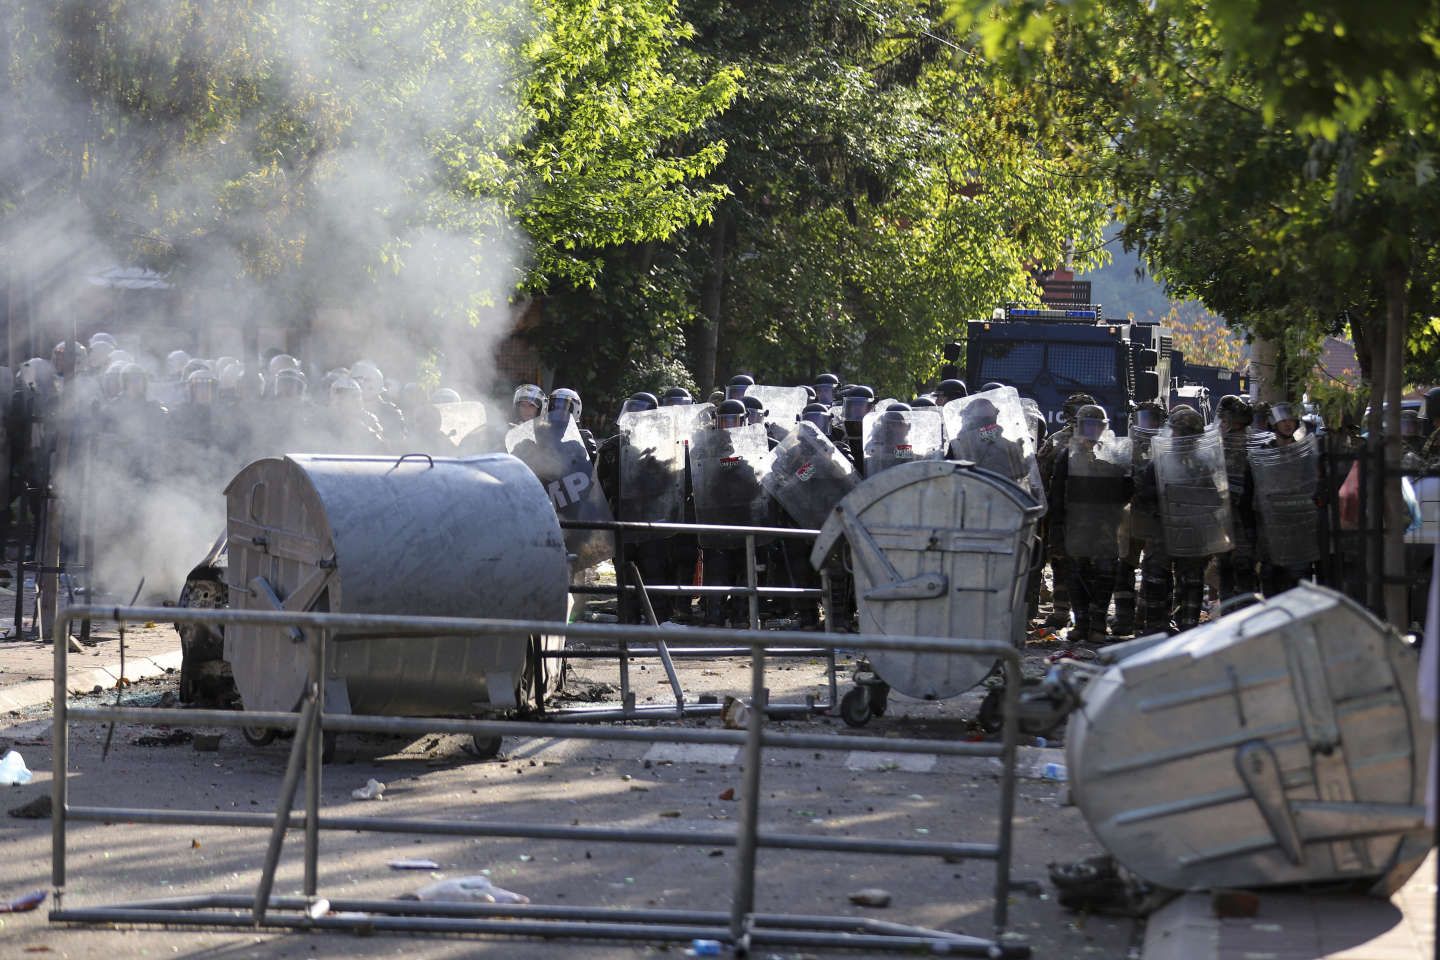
(241, 726), (277, 747)
(839, 687), (872, 728)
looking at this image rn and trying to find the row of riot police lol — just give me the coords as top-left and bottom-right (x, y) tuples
(1, 333), (496, 617)
(1037, 393), (1322, 644)
(525, 374), (1048, 628)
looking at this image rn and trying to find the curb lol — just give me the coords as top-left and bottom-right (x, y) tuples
(0, 649), (183, 715)
(1141, 893), (1217, 960)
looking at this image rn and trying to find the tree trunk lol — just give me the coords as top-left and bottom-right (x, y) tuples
(1381, 261), (1408, 627)
(692, 208), (730, 395)
(1249, 334), (1282, 401)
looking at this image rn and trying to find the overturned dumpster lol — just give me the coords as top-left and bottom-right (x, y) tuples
(1067, 582), (1430, 895)
(223, 453), (570, 751)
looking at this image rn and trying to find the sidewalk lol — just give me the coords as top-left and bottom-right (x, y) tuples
(1145, 852), (1437, 960)
(0, 584), (182, 714)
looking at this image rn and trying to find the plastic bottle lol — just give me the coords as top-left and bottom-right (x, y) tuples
(689, 940), (722, 957)
(1041, 761), (1067, 782)
(0, 750), (33, 786)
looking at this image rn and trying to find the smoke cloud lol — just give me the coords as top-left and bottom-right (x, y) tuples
(1, 0), (533, 603)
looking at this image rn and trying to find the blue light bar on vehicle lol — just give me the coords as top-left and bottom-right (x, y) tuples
(1004, 305), (1101, 322)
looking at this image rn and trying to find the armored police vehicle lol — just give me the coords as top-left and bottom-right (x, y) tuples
(952, 302), (1172, 434)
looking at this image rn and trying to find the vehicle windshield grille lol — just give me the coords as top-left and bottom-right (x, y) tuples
(978, 341), (1044, 383)
(1048, 344), (1116, 387)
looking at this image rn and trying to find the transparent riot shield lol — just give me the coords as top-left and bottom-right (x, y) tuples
(616, 407), (687, 524)
(762, 421), (858, 529)
(437, 400), (488, 448)
(688, 422), (771, 547)
(943, 387), (1038, 498)
(1151, 423), (1233, 557)
(743, 385), (809, 437)
(1064, 433), (1131, 560)
(861, 407), (944, 476)
(1127, 425), (1163, 542)
(506, 417), (614, 569)
(1248, 435), (1320, 566)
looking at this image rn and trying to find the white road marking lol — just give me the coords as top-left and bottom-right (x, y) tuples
(844, 751), (936, 773)
(643, 743), (740, 765)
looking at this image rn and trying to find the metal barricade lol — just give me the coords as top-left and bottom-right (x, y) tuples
(557, 518), (841, 721)
(49, 604), (1028, 958)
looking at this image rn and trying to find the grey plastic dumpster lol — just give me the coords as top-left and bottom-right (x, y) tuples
(1067, 582), (1431, 895)
(224, 453), (569, 753)
(811, 460), (1042, 725)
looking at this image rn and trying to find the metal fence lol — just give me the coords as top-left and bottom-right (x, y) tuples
(553, 518), (841, 721)
(49, 604), (1029, 958)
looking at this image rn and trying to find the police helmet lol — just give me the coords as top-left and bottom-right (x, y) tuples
(1216, 394), (1253, 427)
(1061, 393), (1098, 424)
(814, 373), (841, 406)
(513, 384), (545, 419)
(274, 367), (308, 399)
(725, 374), (755, 401)
(623, 392), (659, 414)
(1073, 403), (1108, 440)
(547, 387), (582, 425)
(716, 398), (748, 430)
(801, 402), (832, 433)
(186, 368), (218, 406)
(1133, 401), (1168, 431)
(660, 386), (693, 407)
(934, 379), (967, 404)
(1168, 405), (1204, 437)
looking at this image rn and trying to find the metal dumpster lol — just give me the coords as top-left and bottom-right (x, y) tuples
(1067, 582), (1431, 895)
(811, 460), (1042, 724)
(223, 453), (569, 736)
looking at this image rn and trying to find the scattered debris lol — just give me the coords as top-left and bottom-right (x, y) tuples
(8, 794), (51, 819)
(848, 888), (892, 908)
(133, 730), (192, 747)
(718, 788), (735, 801)
(688, 939), (722, 956)
(350, 779), (386, 801)
(192, 734), (222, 752)
(721, 696), (751, 730)
(388, 859), (439, 871)
(306, 898), (330, 919)
(404, 876), (529, 904)
(0, 891), (46, 913)
(0, 750), (33, 785)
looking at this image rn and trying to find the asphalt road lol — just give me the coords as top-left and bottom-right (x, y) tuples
(0, 642), (1140, 959)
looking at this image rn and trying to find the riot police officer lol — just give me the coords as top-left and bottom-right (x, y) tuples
(1215, 395), (1259, 599)
(1113, 401), (1166, 638)
(1049, 403), (1130, 643)
(1038, 392), (1097, 630)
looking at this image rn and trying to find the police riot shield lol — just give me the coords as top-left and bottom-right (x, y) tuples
(147, 379), (186, 408)
(1151, 423), (1233, 558)
(616, 407), (687, 524)
(437, 400), (488, 448)
(1064, 433), (1131, 560)
(1248, 435), (1320, 567)
(762, 421), (858, 529)
(861, 407), (944, 476)
(1127, 425), (1163, 542)
(688, 422), (771, 547)
(943, 387), (1038, 497)
(743, 385), (809, 437)
(506, 417), (614, 569)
